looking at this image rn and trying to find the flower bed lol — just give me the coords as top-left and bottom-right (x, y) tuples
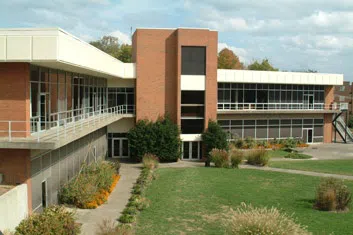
(84, 174), (121, 209)
(59, 161), (121, 209)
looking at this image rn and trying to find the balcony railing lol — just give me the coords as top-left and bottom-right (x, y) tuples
(0, 105), (135, 142)
(217, 102), (347, 111)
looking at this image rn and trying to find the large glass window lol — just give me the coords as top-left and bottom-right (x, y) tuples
(107, 88), (135, 114)
(30, 65), (108, 132)
(218, 83), (325, 110)
(181, 46), (206, 75)
(218, 118), (324, 142)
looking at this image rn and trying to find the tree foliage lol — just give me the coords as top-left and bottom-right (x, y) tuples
(218, 48), (244, 69)
(202, 121), (228, 166)
(247, 59), (278, 71)
(127, 115), (181, 162)
(90, 36), (132, 62)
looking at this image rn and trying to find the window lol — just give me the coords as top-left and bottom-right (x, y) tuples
(181, 46), (206, 75)
(339, 95), (345, 102)
(339, 86), (345, 91)
(181, 119), (204, 134)
(181, 91), (204, 104)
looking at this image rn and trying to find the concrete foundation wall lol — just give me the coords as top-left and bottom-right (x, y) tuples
(0, 184), (28, 232)
(30, 127), (107, 212)
(107, 118), (135, 133)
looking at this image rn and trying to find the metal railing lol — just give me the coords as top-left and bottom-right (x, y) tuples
(0, 105), (135, 142)
(217, 102), (347, 111)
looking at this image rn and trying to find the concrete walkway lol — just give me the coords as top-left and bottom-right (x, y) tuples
(75, 163), (141, 235)
(241, 164), (353, 180)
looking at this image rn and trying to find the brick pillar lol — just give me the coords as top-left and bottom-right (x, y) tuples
(0, 63), (31, 137)
(325, 85), (334, 109)
(324, 113), (333, 143)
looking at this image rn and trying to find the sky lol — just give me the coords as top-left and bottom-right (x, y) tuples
(0, 0), (352, 81)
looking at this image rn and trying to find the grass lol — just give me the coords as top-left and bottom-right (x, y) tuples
(270, 159), (353, 176)
(284, 153), (313, 159)
(136, 168), (353, 235)
(267, 149), (289, 158)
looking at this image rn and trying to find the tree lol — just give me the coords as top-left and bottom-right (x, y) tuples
(248, 59), (278, 71)
(89, 36), (132, 63)
(218, 48), (244, 69)
(201, 120), (228, 167)
(118, 44), (132, 63)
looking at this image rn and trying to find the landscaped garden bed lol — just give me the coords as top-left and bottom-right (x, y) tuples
(135, 168), (353, 235)
(59, 161), (121, 209)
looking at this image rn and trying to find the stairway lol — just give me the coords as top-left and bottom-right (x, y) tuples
(333, 114), (353, 143)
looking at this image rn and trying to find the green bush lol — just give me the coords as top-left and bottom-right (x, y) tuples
(59, 161), (116, 208)
(15, 206), (80, 235)
(230, 150), (243, 168)
(348, 116), (353, 128)
(127, 115), (181, 162)
(202, 121), (228, 166)
(210, 149), (229, 168)
(226, 203), (310, 235)
(244, 136), (256, 149)
(233, 138), (246, 149)
(246, 149), (269, 166)
(119, 214), (136, 224)
(142, 153), (159, 170)
(315, 178), (352, 211)
(283, 138), (297, 149)
(122, 206), (138, 215)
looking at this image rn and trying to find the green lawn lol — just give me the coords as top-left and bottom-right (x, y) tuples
(270, 159), (353, 176)
(136, 168), (353, 235)
(267, 149), (289, 158)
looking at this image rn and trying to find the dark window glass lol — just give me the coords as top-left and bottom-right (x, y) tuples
(181, 91), (204, 104)
(181, 119), (204, 134)
(181, 106), (204, 117)
(181, 46), (206, 75)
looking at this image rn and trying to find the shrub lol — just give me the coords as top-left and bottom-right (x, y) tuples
(246, 149), (269, 166)
(284, 138), (297, 149)
(142, 153), (159, 170)
(348, 116), (353, 128)
(119, 214), (136, 224)
(122, 206), (138, 215)
(230, 150), (243, 168)
(233, 138), (246, 149)
(15, 205), (80, 235)
(210, 148), (229, 168)
(244, 136), (256, 149)
(96, 219), (132, 235)
(226, 203), (310, 235)
(202, 121), (228, 166)
(59, 161), (117, 208)
(127, 115), (181, 162)
(315, 178), (352, 211)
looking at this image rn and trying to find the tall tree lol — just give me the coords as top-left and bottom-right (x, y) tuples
(90, 36), (132, 63)
(248, 59), (278, 71)
(218, 48), (244, 69)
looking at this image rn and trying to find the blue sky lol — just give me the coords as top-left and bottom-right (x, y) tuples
(1, 0), (352, 81)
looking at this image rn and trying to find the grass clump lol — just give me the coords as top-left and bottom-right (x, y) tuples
(230, 149), (244, 168)
(226, 203), (310, 235)
(96, 219), (132, 235)
(246, 149), (269, 166)
(210, 148), (229, 168)
(142, 153), (159, 170)
(315, 178), (352, 211)
(15, 205), (80, 235)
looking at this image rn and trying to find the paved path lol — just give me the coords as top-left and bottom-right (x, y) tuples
(300, 143), (353, 160)
(241, 164), (353, 180)
(75, 163), (141, 235)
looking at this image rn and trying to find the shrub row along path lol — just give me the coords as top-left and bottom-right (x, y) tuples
(241, 165), (353, 180)
(75, 163), (141, 235)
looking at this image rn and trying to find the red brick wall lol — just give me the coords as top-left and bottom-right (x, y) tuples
(133, 29), (178, 122)
(176, 29), (218, 128)
(0, 149), (32, 212)
(325, 85), (334, 108)
(0, 63), (31, 137)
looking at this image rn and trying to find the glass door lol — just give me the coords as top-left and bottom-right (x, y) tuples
(182, 141), (201, 160)
(303, 94), (314, 109)
(303, 129), (313, 143)
(112, 138), (129, 158)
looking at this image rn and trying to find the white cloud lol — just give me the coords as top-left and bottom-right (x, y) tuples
(218, 42), (249, 63)
(109, 30), (132, 44)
